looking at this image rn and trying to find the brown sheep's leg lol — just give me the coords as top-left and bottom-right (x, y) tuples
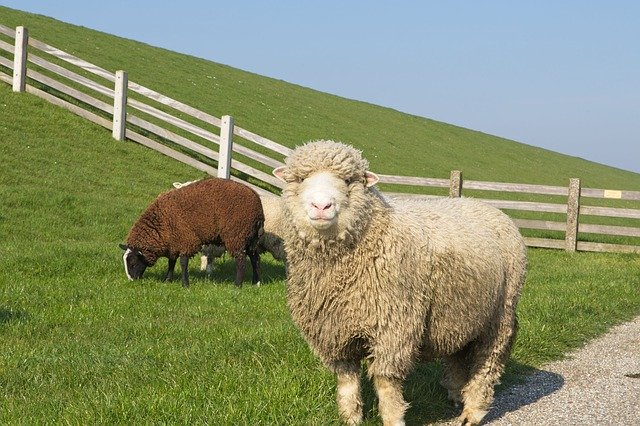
(248, 250), (261, 285)
(335, 361), (363, 425)
(179, 255), (190, 287)
(372, 375), (408, 426)
(233, 251), (246, 287)
(165, 257), (177, 281)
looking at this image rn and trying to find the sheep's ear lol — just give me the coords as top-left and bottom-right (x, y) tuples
(119, 243), (129, 251)
(273, 166), (287, 183)
(364, 171), (379, 187)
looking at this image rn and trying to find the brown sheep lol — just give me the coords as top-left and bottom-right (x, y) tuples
(119, 177), (264, 287)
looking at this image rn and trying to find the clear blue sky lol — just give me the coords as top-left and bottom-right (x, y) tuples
(3, 0), (639, 173)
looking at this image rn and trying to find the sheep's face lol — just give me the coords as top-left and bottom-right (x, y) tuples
(119, 243), (149, 280)
(274, 167), (379, 237)
(299, 171), (346, 231)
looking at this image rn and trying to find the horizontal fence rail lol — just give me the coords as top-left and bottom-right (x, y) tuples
(1, 24), (639, 254)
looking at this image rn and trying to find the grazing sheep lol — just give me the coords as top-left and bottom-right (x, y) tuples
(173, 181), (288, 271)
(120, 177), (264, 287)
(272, 140), (526, 426)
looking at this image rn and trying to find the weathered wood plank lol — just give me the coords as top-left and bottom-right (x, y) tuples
(463, 180), (568, 196)
(523, 237), (565, 250)
(28, 36), (115, 82)
(24, 84), (112, 129)
(0, 39), (14, 54)
(0, 54), (14, 68)
(112, 70), (127, 140)
(512, 219), (566, 232)
(579, 223), (640, 238)
(233, 126), (292, 157)
(126, 129), (217, 175)
(127, 81), (222, 128)
(128, 98), (220, 143)
(127, 114), (219, 161)
(565, 178), (581, 251)
(218, 115), (233, 179)
(26, 67), (113, 113)
(449, 170), (462, 197)
(28, 53), (113, 97)
(581, 187), (640, 201)
(580, 205), (640, 219)
(12, 26), (27, 92)
(480, 198), (567, 213)
(0, 24), (16, 37)
(576, 241), (640, 254)
(126, 129), (272, 196)
(0, 70), (13, 84)
(378, 174), (450, 187)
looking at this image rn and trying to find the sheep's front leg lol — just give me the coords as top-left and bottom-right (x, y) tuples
(373, 375), (408, 426)
(335, 362), (363, 425)
(165, 257), (177, 281)
(179, 255), (190, 287)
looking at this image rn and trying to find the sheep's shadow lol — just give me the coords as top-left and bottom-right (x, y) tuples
(142, 254), (286, 286)
(359, 360), (564, 425)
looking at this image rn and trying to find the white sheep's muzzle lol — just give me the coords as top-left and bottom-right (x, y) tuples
(300, 171), (344, 231)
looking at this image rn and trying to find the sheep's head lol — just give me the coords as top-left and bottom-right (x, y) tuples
(119, 243), (150, 280)
(273, 140), (379, 238)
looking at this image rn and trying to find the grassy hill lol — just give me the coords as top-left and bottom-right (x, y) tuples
(2, 5), (640, 190)
(1, 6), (640, 425)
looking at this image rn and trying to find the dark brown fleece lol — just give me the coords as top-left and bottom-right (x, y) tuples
(126, 177), (264, 265)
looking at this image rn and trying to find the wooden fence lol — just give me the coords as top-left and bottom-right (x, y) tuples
(1, 24), (639, 254)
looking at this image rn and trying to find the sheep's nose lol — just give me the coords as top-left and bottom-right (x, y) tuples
(312, 200), (333, 211)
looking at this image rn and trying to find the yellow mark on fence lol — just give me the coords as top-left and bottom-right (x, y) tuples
(603, 190), (622, 199)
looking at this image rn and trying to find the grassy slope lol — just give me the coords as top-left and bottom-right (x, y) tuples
(2, 6), (640, 189)
(2, 82), (639, 425)
(1, 6), (640, 425)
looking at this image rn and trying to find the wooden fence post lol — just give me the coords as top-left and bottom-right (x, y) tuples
(112, 70), (128, 141)
(565, 177), (581, 252)
(218, 115), (234, 179)
(449, 170), (462, 197)
(12, 26), (28, 92)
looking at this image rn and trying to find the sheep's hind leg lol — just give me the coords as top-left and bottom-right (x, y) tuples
(373, 375), (408, 426)
(248, 250), (261, 286)
(335, 361), (363, 425)
(440, 346), (472, 407)
(233, 251), (246, 287)
(179, 255), (190, 287)
(165, 257), (177, 281)
(458, 329), (517, 425)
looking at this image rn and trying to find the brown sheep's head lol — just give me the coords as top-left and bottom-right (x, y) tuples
(119, 243), (150, 280)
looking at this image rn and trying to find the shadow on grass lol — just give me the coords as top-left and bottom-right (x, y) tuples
(357, 360), (564, 425)
(140, 254), (287, 286)
(0, 308), (29, 324)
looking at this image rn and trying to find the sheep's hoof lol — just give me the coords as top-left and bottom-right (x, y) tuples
(457, 407), (487, 426)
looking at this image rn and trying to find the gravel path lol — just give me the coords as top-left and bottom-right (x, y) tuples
(482, 315), (640, 425)
(436, 315), (640, 425)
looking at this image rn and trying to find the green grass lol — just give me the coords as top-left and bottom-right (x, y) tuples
(1, 84), (640, 424)
(1, 7), (640, 424)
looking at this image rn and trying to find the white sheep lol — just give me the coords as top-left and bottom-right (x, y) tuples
(272, 140), (526, 426)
